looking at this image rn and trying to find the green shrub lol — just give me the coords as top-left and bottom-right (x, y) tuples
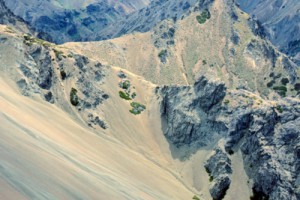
(129, 102), (146, 115)
(192, 195), (201, 200)
(70, 88), (79, 106)
(224, 99), (230, 105)
(276, 105), (283, 113)
(158, 49), (167, 58)
(273, 85), (287, 97)
(119, 91), (132, 100)
(281, 78), (289, 85)
(196, 9), (211, 24)
(202, 60), (207, 65)
(120, 80), (131, 89)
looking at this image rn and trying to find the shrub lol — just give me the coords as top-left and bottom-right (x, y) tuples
(158, 49), (167, 58)
(129, 102), (146, 115)
(276, 105), (283, 113)
(60, 70), (67, 80)
(120, 80), (131, 89)
(294, 83), (300, 91)
(224, 99), (230, 105)
(119, 91), (132, 100)
(70, 88), (79, 106)
(192, 195), (201, 200)
(202, 60), (207, 65)
(196, 9), (211, 24)
(273, 85), (287, 97)
(281, 78), (289, 85)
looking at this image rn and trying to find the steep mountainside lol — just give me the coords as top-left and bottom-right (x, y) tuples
(4, 0), (150, 43)
(0, 25), (299, 200)
(236, 0), (300, 64)
(65, 0), (299, 99)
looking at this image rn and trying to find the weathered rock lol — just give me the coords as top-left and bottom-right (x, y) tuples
(205, 148), (232, 200)
(158, 76), (227, 147)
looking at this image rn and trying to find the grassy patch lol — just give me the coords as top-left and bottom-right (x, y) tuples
(119, 91), (132, 100)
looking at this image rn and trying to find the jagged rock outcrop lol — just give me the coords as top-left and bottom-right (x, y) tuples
(158, 76), (227, 147)
(205, 148), (232, 200)
(158, 77), (300, 200)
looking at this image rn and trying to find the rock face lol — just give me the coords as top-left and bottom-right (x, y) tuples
(236, 0), (300, 64)
(205, 148), (232, 200)
(158, 76), (226, 147)
(158, 77), (300, 200)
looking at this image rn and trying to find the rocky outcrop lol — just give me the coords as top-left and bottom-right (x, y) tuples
(158, 76), (227, 147)
(205, 148), (232, 200)
(158, 77), (300, 200)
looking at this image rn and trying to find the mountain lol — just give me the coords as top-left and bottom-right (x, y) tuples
(65, 0), (299, 98)
(3, 0), (150, 43)
(236, 0), (300, 64)
(0, 0), (31, 34)
(0, 0), (300, 200)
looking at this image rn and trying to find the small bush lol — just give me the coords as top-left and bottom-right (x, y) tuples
(202, 60), (207, 65)
(294, 83), (300, 91)
(276, 105), (283, 113)
(196, 9), (211, 24)
(224, 99), (230, 105)
(281, 78), (289, 85)
(120, 80), (131, 89)
(60, 70), (67, 80)
(158, 49), (167, 58)
(273, 85), (287, 97)
(192, 195), (201, 200)
(119, 91), (131, 100)
(129, 102), (146, 115)
(70, 88), (79, 106)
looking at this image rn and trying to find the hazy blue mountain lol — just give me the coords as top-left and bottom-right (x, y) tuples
(237, 0), (300, 64)
(3, 0), (150, 43)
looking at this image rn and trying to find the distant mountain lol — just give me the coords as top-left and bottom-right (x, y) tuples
(3, 0), (150, 43)
(236, 0), (300, 64)
(0, 0), (31, 33)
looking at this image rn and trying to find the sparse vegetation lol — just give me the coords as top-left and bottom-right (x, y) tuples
(23, 34), (52, 47)
(70, 88), (79, 106)
(196, 9), (211, 24)
(53, 49), (65, 58)
(119, 91), (132, 100)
